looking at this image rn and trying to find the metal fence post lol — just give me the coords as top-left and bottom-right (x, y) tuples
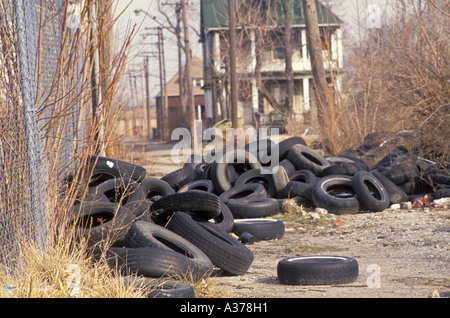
(14, 0), (47, 250)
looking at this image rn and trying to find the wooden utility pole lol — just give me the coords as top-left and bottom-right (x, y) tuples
(282, 0), (294, 113)
(228, 0), (239, 128)
(157, 27), (169, 141)
(175, 2), (186, 118)
(144, 56), (152, 139)
(302, 0), (329, 124)
(181, 0), (195, 147)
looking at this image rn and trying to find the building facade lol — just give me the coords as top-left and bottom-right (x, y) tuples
(200, 0), (344, 129)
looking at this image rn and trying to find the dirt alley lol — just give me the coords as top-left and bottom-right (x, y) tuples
(122, 139), (449, 298)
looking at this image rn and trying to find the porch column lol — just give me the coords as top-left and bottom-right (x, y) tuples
(303, 78), (310, 111)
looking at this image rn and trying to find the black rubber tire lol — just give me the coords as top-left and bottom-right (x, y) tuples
(279, 159), (296, 177)
(233, 169), (273, 195)
(194, 163), (213, 180)
(123, 276), (195, 298)
(280, 181), (312, 199)
(165, 212), (254, 276)
(434, 188), (450, 200)
(77, 192), (109, 205)
(233, 167), (288, 198)
(219, 183), (267, 203)
(321, 162), (367, 177)
(86, 155), (147, 186)
(178, 179), (215, 193)
(398, 181), (414, 195)
(232, 218), (285, 241)
(225, 197), (280, 219)
(99, 246), (212, 280)
(373, 145), (409, 168)
(370, 170), (408, 205)
(123, 220), (213, 271)
(289, 169), (317, 185)
(151, 190), (222, 224)
(276, 136), (307, 160)
(287, 144), (330, 176)
(352, 171), (390, 212)
(88, 176), (147, 217)
(391, 151), (418, 167)
(269, 166), (290, 198)
(69, 202), (134, 246)
(188, 201), (234, 233)
(325, 156), (355, 165)
(245, 138), (275, 166)
(161, 167), (195, 191)
(424, 168), (450, 186)
(336, 153), (368, 168)
(312, 175), (360, 214)
(277, 255), (359, 285)
(140, 177), (175, 201)
(210, 149), (261, 194)
(382, 164), (419, 185)
(182, 153), (204, 169)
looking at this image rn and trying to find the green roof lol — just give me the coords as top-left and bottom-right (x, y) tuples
(201, 0), (343, 31)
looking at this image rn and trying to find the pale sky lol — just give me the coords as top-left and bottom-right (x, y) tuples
(113, 0), (202, 103)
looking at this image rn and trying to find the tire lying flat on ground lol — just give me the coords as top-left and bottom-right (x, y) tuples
(277, 255), (359, 285)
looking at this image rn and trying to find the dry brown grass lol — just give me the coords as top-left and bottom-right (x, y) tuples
(0, 243), (146, 298)
(285, 0), (449, 165)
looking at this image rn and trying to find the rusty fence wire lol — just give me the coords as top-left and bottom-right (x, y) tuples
(1, 0), (124, 272)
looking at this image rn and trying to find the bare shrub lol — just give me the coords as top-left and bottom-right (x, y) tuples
(320, 0), (449, 162)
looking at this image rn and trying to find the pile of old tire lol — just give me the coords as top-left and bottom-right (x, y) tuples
(174, 147), (288, 244)
(273, 139), (449, 214)
(67, 156), (204, 297)
(66, 138), (449, 294)
(369, 145), (450, 201)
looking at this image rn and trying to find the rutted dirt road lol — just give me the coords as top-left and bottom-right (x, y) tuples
(210, 207), (449, 298)
(122, 139), (449, 298)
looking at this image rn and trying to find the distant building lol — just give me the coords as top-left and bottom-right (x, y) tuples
(200, 0), (344, 129)
(155, 56), (205, 136)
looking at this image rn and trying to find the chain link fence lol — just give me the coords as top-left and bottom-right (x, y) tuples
(0, 0), (90, 271)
